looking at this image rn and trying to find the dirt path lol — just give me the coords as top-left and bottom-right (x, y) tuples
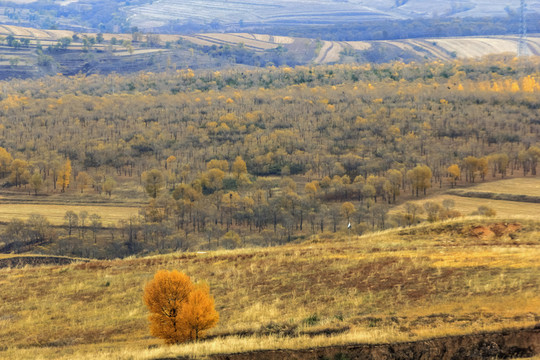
(313, 41), (332, 63)
(206, 326), (540, 360)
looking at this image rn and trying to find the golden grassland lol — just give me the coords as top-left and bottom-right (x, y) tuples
(0, 217), (539, 359)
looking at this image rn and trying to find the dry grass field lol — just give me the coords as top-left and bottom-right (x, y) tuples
(457, 177), (540, 196)
(346, 41), (372, 51)
(0, 182), (144, 226)
(394, 194), (540, 219)
(392, 177), (540, 220)
(0, 202), (139, 226)
(0, 216), (539, 359)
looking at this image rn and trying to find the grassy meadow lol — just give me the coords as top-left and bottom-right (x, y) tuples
(1, 216), (539, 359)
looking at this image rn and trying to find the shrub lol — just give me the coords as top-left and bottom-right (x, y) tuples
(474, 206), (497, 217)
(259, 321), (298, 337)
(303, 313), (320, 326)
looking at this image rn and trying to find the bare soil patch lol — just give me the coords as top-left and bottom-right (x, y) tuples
(206, 326), (540, 360)
(469, 223), (522, 240)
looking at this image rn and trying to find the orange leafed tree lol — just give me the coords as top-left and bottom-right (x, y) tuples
(180, 285), (219, 341)
(143, 270), (219, 344)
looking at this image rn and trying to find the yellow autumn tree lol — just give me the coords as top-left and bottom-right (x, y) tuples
(447, 164), (461, 188)
(340, 202), (355, 224)
(406, 165), (432, 197)
(0, 146), (13, 178)
(232, 155), (251, 185)
(9, 159), (30, 187)
(165, 155), (177, 170)
(207, 159), (229, 172)
(180, 286), (219, 341)
(143, 270), (219, 344)
(57, 158), (71, 192)
(76, 171), (92, 193)
(232, 156), (247, 179)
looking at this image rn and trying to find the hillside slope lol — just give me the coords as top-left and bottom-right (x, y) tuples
(1, 24), (539, 79)
(2, 0), (538, 33)
(124, 0), (538, 29)
(1, 217), (539, 359)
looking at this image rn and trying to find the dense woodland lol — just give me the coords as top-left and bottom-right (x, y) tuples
(0, 56), (539, 258)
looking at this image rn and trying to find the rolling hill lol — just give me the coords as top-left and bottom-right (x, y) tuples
(6, 0), (536, 30)
(0, 24), (539, 79)
(1, 216), (539, 359)
(124, 0), (538, 29)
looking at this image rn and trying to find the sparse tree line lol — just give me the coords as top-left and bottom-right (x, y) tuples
(0, 210), (105, 256)
(1, 35), (30, 49)
(0, 149), (535, 259)
(0, 59), (538, 258)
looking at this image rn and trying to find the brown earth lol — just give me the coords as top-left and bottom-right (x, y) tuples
(469, 223), (522, 240)
(198, 326), (540, 360)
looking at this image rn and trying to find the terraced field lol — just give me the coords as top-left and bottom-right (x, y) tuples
(125, 0), (398, 29)
(1, 22), (539, 66)
(426, 36), (540, 58)
(177, 32), (540, 63)
(180, 33), (292, 51)
(124, 0), (536, 29)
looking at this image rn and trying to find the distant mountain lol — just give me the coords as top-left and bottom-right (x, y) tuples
(0, 0), (538, 35)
